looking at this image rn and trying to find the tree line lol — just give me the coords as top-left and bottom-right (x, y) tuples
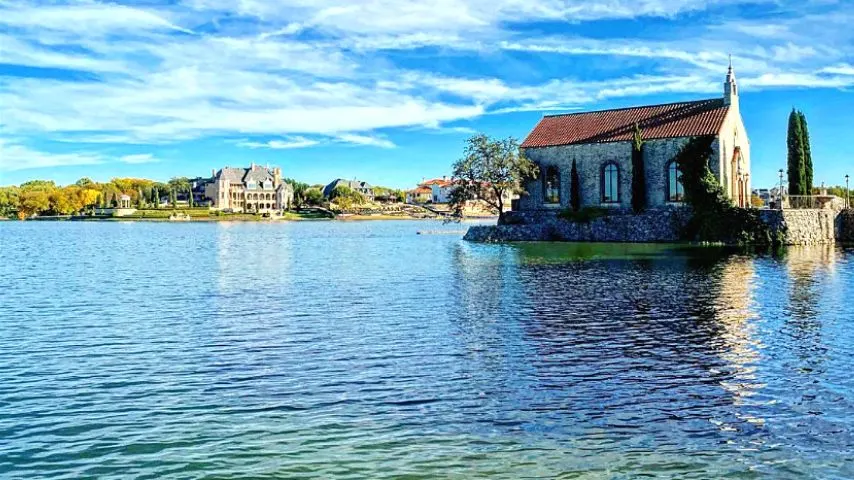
(0, 177), (197, 219)
(2, 175), (411, 219)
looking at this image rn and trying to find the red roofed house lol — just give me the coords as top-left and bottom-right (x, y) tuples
(518, 64), (750, 211)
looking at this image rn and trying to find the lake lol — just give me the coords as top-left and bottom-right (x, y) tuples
(1, 220), (853, 479)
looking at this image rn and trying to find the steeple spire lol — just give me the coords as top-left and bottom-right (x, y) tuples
(724, 56), (738, 107)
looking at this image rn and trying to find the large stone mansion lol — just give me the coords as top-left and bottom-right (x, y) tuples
(205, 164), (294, 213)
(518, 63), (750, 211)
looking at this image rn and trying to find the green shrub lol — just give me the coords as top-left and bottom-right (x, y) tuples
(676, 137), (777, 246)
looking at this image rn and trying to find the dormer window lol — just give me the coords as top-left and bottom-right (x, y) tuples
(247, 181), (256, 189)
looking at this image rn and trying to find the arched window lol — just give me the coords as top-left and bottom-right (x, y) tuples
(666, 160), (684, 202)
(543, 166), (560, 204)
(601, 163), (620, 203)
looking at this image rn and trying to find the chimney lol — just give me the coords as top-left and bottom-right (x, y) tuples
(211, 168), (216, 177)
(250, 162), (255, 170)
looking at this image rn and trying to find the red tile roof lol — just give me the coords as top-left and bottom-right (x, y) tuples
(420, 178), (452, 187)
(521, 98), (730, 148)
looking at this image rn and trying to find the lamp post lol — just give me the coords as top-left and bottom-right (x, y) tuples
(844, 174), (850, 208)
(778, 169), (785, 210)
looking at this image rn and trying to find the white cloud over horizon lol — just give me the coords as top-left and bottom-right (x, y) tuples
(0, 0), (852, 171)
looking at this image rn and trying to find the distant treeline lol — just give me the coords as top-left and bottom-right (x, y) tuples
(0, 177), (200, 219)
(1, 176), (409, 219)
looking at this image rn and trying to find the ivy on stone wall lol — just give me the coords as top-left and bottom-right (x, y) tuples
(631, 123), (646, 213)
(676, 136), (780, 246)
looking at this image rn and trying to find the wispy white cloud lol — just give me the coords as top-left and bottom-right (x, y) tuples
(237, 137), (320, 149)
(821, 64), (854, 76)
(0, 2), (191, 37)
(119, 153), (160, 164)
(335, 134), (396, 149)
(0, 139), (103, 172)
(0, 0), (851, 169)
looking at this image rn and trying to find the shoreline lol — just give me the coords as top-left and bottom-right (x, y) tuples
(10, 214), (499, 223)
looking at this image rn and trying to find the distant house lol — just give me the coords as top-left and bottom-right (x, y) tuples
(406, 186), (433, 204)
(323, 179), (375, 201)
(405, 177), (450, 204)
(205, 164), (294, 212)
(189, 177), (212, 206)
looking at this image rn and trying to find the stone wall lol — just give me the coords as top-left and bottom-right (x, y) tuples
(838, 210), (854, 242)
(519, 136), (722, 211)
(759, 210), (839, 245)
(466, 208), (853, 245)
(465, 208), (692, 243)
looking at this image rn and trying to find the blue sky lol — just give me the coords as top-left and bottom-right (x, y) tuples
(0, 0), (852, 189)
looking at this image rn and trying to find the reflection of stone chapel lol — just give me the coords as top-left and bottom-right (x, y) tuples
(519, 62), (750, 211)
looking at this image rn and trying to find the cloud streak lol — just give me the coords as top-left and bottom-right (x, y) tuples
(0, 0), (851, 169)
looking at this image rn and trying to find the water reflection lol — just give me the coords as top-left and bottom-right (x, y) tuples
(2, 222), (854, 479)
(448, 243), (854, 473)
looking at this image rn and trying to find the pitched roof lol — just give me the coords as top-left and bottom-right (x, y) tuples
(215, 165), (279, 185)
(244, 165), (274, 184)
(521, 98), (730, 148)
(323, 179), (373, 197)
(420, 178), (452, 187)
(217, 167), (247, 183)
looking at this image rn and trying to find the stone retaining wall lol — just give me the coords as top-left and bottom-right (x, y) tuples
(466, 208), (854, 245)
(465, 208), (691, 243)
(759, 210), (839, 245)
(839, 210), (854, 242)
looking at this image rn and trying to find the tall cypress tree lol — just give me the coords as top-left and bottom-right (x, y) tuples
(570, 158), (581, 212)
(631, 123), (646, 213)
(798, 111), (813, 194)
(787, 109), (806, 195)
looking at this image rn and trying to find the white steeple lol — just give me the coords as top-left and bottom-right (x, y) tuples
(724, 55), (738, 107)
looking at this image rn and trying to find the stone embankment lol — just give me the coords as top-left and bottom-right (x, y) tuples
(465, 208), (854, 245)
(758, 210), (838, 245)
(839, 210), (854, 242)
(465, 209), (691, 243)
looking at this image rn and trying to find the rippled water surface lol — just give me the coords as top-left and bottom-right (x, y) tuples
(2, 221), (854, 479)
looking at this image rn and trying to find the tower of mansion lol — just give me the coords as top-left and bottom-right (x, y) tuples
(518, 63), (750, 211)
